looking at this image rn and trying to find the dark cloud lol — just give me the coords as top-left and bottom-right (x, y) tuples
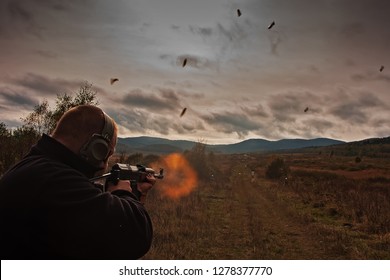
(9, 73), (88, 96)
(189, 26), (213, 37)
(120, 88), (182, 112)
(110, 108), (149, 135)
(109, 104), (205, 137)
(0, 87), (38, 108)
(1, 0), (82, 37)
(140, 115), (175, 136)
(330, 104), (367, 123)
(158, 88), (181, 103)
(302, 119), (335, 135)
(336, 0), (390, 20)
(1, 0), (42, 38)
(12, 73), (65, 95)
(188, 19), (252, 58)
(328, 90), (386, 124)
(308, 65), (320, 73)
(266, 88), (387, 129)
(180, 121), (205, 133)
(202, 111), (261, 139)
(245, 0), (390, 52)
(240, 104), (269, 118)
(336, 2), (390, 47)
(176, 90), (205, 100)
(30, 0), (81, 12)
(0, 0), (133, 42)
(345, 59), (357, 67)
(268, 94), (301, 112)
(188, 22), (245, 42)
(358, 92), (386, 108)
(171, 25), (180, 30)
(370, 118), (388, 128)
(216, 22), (247, 42)
(7, 1), (33, 22)
(145, 114), (205, 135)
(268, 91), (320, 122)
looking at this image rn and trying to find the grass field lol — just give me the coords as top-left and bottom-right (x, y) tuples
(139, 150), (390, 260)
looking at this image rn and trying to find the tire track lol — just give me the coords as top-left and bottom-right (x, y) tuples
(236, 178), (328, 259)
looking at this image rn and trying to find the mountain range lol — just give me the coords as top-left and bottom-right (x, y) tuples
(117, 136), (346, 155)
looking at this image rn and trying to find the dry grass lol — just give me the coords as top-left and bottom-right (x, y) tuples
(138, 152), (390, 259)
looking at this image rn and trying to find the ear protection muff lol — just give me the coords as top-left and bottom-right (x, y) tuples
(80, 111), (115, 168)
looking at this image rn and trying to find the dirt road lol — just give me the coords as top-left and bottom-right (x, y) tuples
(200, 177), (329, 259)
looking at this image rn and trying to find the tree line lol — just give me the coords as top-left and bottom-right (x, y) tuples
(0, 82), (98, 175)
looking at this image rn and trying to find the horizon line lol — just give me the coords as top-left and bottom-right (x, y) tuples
(116, 135), (389, 146)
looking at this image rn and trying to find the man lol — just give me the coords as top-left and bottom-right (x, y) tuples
(0, 105), (155, 259)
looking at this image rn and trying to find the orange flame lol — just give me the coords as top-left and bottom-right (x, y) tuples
(151, 153), (198, 199)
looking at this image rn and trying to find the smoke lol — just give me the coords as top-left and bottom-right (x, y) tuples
(268, 30), (283, 55)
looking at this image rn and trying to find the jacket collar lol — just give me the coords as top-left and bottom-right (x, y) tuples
(30, 134), (99, 178)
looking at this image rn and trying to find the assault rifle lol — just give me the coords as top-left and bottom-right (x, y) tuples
(90, 163), (164, 199)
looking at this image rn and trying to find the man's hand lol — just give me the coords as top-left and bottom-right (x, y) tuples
(106, 180), (132, 193)
(106, 174), (156, 204)
(137, 173), (156, 204)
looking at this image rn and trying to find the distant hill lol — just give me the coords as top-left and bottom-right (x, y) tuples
(117, 136), (345, 155)
(295, 136), (390, 158)
(349, 136), (390, 145)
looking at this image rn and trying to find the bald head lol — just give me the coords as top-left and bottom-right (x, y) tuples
(52, 105), (117, 167)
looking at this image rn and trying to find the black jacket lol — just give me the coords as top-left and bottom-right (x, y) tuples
(0, 134), (153, 260)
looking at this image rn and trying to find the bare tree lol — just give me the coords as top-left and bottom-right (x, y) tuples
(21, 100), (51, 135)
(22, 81), (99, 135)
(0, 81), (100, 176)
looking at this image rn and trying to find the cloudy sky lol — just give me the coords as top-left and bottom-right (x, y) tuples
(1, 0), (390, 144)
